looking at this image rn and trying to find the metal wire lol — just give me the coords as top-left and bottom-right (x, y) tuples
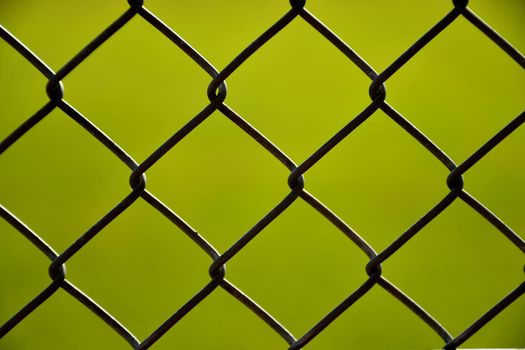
(1, 0), (524, 349)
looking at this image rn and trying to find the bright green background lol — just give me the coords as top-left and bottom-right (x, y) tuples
(1, 1), (524, 349)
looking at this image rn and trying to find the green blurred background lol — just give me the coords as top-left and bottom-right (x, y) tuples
(1, 0), (524, 349)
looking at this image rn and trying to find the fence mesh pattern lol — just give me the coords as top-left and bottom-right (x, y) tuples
(1, 0), (524, 349)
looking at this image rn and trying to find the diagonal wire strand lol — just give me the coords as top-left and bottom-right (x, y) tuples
(0, 0), (523, 349)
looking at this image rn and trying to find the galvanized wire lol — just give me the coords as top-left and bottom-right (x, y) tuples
(1, 0), (524, 349)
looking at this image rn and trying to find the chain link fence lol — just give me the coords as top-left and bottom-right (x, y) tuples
(1, 0), (524, 349)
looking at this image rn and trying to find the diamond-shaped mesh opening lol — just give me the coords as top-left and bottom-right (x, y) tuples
(229, 199), (369, 334)
(306, 110), (449, 250)
(226, 17), (371, 161)
(0, 110), (131, 251)
(65, 199), (211, 338)
(384, 199), (524, 336)
(64, 16), (211, 161)
(386, 15), (525, 160)
(147, 112), (290, 252)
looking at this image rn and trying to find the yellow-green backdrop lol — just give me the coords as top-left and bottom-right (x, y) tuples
(1, 0), (524, 349)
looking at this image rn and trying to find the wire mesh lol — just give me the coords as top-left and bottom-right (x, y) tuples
(1, 0), (524, 349)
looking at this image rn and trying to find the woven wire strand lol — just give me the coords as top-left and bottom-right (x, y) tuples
(1, 1), (524, 349)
